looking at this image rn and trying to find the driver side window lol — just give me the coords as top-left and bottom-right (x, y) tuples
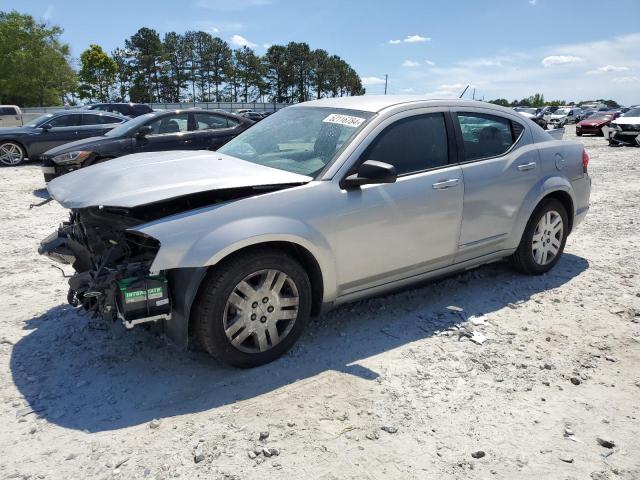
(147, 114), (189, 135)
(48, 114), (82, 127)
(362, 113), (449, 176)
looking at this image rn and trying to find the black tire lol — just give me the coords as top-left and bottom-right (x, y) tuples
(576, 131), (582, 136)
(192, 248), (312, 368)
(510, 198), (569, 275)
(0, 141), (26, 166)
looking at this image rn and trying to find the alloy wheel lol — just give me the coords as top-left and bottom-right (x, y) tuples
(223, 269), (300, 353)
(0, 143), (24, 166)
(532, 210), (563, 266)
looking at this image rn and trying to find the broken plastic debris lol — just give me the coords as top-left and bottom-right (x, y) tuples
(470, 332), (488, 345)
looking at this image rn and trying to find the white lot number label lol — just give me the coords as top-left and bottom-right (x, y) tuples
(323, 113), (365, 128)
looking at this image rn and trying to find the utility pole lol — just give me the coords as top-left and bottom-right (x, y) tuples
(384, 74), (388, 95)
(472, 88), (476, 100)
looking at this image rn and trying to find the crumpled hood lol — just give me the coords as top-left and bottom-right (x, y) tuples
(47, 150), (313, 209)
(45, 136), (108, 156)
(549, 114), (567, 120)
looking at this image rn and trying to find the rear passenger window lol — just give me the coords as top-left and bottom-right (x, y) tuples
(81, 113), (103, 125)
(456, 113), (521, 161)
(0, 107), (17, 115)
(363, 113), (448, 175)
(195, 113), (232, 130)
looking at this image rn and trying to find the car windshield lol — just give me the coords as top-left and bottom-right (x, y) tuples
(218, 107), (374, 177)
(104, 113), (155, 137)
(622, 107), (640, 117)
(24, 113), (54, 128)
(555, 108), (570, 115)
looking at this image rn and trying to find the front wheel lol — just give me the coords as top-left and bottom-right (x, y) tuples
(192, 249), (311, 368)
(510, 199), (569, 275)
(0, 142), (25, 166)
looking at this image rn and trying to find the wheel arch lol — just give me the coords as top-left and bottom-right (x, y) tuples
(166, 240), (328, 349)
(0, 139), (29, 159)
(508, 177), (576, 250)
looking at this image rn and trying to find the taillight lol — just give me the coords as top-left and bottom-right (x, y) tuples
(582, 149), (589, 174)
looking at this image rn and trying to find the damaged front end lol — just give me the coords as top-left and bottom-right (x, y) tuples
(39, 206), (169, 328)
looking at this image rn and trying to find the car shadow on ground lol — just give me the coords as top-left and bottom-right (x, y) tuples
(11, 254), (588, 432)
(32, 188), (49, 199)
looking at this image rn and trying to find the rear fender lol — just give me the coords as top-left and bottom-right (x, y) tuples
(506, 176), (574, 250)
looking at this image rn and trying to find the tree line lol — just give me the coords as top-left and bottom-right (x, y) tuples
(488, 93), (620, 109)
(84, 28), (364, 104)
(0, 10), (364, 107)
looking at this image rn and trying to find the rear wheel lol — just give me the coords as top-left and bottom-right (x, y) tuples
(192, 249), (311, 368)
(0, 142), (25, 166)
(510, 198), (568, 275)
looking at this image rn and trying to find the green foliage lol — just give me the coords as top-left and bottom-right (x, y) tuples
(78, 44), (117, 102)
(489, 98), (510, 107)
(112, 29), (363, 103)
(0, 11), (77, 106)
(1, 12), (363, 106)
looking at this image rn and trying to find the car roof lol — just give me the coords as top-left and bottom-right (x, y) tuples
(50, 109), (125, 116)
(292, 95), (517, 114)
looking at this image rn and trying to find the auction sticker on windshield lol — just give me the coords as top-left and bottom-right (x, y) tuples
(323, 113), (366, 127)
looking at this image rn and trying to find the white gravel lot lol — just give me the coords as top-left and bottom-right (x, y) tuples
(0, 126), (639, 480)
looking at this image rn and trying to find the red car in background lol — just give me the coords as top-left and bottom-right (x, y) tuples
(576, 111), (620, 136)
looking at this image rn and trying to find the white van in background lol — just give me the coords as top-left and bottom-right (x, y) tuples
(0, 106), (23, 127)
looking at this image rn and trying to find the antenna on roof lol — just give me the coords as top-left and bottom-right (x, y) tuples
(459, 85), (470, 99)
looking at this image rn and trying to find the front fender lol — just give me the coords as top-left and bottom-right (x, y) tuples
(507, 175), (575, 250)
(140, 215), (338, 304)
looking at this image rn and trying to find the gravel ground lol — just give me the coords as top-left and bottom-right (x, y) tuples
(0, 126), (639, 480)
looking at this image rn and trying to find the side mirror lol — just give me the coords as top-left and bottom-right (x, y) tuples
(41, 123), (53, 131)
(341, 160), (397, 189)
(136, 125), (153, 138)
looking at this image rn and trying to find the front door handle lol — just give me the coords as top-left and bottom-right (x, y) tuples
(517, 162), (537, 171)
(432, 179), (460, 190)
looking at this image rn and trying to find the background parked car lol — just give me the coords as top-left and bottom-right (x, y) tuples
(0, 110), (127, 166)
(547, 107), (581, 127)
(0, 105), (23, 128)
(576, 111), (620, 136)
(86, 102), (153, 117)
(41, 109), (253, 181)
(515, 110), (548, 129)
(607, 106), (640, 146)
(240, 111), (266, 122)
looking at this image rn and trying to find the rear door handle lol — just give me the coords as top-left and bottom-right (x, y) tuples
(517, 162), (537, 171)
(432, 179), (460, 190)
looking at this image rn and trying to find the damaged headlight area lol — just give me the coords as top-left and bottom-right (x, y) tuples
(52, 150), (92, 165)
(39, 206), (170, 328)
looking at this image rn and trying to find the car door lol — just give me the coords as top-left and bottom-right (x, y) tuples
(326, 110), (464, 295)
(192, 112), (241, 150)
(133, 112), (194, 153)
(77, 113), (124, 139)
(451, 109), (539, 262)
(31, 113), (84, 157)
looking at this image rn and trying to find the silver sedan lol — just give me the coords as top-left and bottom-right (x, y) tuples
(41, 96), (591, 367)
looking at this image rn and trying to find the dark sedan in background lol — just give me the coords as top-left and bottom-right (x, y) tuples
(41, 109), (253, 181)
(86, 102), (153, 117)
(576, 111), (620, 136)
(0, 111), (127, 166)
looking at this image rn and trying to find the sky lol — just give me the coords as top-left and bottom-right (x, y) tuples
(4, 0), (640, 105)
